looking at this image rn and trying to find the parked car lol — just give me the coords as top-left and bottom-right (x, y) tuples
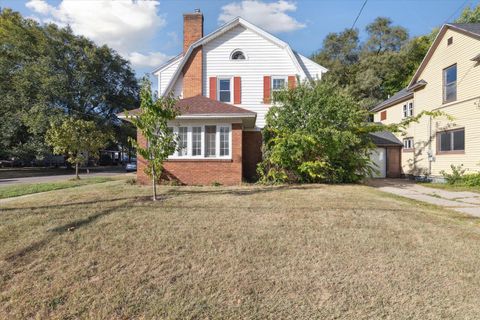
(125, 159), (137, 172)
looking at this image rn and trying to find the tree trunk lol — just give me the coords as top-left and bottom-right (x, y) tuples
(152, 166), (157, 201)
(75, 162), (79, 179)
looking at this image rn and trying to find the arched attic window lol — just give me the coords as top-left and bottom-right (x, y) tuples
(230, 50), (246, 60)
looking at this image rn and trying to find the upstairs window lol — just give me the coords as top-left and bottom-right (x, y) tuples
(403, 102), (414, 118)
(231, 50), (246, 60)
(437, 128), (464, 154)
(443, 64), (457, 103)
(447, 37), (453, 46)
(271, 76), (287, 100)
(218, 78), (231, 103)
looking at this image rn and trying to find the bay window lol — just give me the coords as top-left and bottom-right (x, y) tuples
(170, 124), (232, 159)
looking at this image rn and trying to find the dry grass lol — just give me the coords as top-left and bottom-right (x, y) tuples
(1, 181), (480, 319)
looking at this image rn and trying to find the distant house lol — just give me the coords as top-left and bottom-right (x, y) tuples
(372, 23), (480, 179)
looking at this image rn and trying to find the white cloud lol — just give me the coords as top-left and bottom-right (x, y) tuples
(219, 0), (305, 33)
(128, 51), (172, 68)
(25, 0), (169, 69)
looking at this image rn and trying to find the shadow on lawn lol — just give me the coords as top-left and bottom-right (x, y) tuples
(4, 203), (128, 264)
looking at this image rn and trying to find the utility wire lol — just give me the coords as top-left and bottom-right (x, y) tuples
(444, 0), (470, 24)
(351, 0), (368, 30)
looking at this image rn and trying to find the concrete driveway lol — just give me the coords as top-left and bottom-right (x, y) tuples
(369, 179), (480, 217)
(0, 171), (130, 187)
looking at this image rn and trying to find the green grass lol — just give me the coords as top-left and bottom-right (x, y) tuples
(419, 182), (480, 193)
(0, 177), (113, 199)
(2, 181), (480, 318)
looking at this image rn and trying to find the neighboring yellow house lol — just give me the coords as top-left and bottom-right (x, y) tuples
(372, 23), (480, 180)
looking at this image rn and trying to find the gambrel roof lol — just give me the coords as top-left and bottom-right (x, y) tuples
(152, 17), (327, 95)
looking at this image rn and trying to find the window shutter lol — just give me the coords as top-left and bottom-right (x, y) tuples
(233, 76), (241, 104)
(209, 77), (217, 100)
(263, 76), (271, 104)
(288, 75), (296, 89)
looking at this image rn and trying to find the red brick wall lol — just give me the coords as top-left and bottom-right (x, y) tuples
(182, 13), (203, 98)
(183, 46), (203, 98)
(136, 123), (243, 186)
(242, 131), (263, 181)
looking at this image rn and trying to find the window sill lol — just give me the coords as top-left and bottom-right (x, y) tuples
(403, 148), (414, 152)
(442, 99), (457, 106)
(436, 150), (465, 155)
(166, 158), (233, 162)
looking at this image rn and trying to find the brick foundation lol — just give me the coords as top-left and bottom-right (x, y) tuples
(242, 131), (263, 181)
(136, 123), (243, 186)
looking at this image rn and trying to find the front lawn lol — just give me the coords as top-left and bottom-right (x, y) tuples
(1, 181), (480, 318)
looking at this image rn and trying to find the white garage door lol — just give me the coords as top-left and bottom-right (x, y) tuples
(370, 148), (386, 178)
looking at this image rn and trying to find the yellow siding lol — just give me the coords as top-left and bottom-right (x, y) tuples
(374, 27), (480, 177)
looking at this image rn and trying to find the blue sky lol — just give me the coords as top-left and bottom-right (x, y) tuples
(2, 0), (478, 80)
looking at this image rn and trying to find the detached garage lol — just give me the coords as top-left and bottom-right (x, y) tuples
(368, 131), (403, 178)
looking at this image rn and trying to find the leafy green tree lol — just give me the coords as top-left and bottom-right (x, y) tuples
(258, 81), (447, 184)
(0, 8), (139, 162)
(456, 4), (480, 23)
(363, 17), (408, 54)
(46, 118), (111, 179)
(127, 78), (178, 201)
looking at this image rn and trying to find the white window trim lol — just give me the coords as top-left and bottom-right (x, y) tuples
(168, 123), (232, 160)
(402, 104), (408, 118)
(271, 76), (288, 93)
(408, 102), (414, 117)
(403, 137), (414, 149)
(403, 102), (414, 118)
(217, 77), (233, 104)
(230, 49), (247, 61)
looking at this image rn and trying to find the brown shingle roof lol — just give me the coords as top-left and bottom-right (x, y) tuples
(117, 95), (256, 118)
(175, 95), (255, 115)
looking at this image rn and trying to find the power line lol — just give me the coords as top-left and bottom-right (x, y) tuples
(351, 0), (368, 30)
(444, 0), (470, 24)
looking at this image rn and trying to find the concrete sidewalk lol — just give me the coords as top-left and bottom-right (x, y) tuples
(369, 179), (480, 217)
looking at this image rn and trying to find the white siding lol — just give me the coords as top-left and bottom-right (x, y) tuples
(163, 24), (326, 129)
(297, 53), (325, 80)
(203, 25), (299, 129)
(157, 57), (182, 97)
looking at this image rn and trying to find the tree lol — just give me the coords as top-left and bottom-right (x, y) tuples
(127, 78), (179, 201)
(363, 17), (408, 54)
(258, 81), (446, 184)
(46, 118), (111, 179)
(0, 8), (139, 162)
(456, 4), (480, 23)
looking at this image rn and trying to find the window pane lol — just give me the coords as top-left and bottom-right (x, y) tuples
(272, 78), (285, 90)
(445, 65), (457, 83)
(440, 132), (451, 151)
(219, 91), (231, 102)
(232, 51), (245, 60)
(205, 125), (216, 157)
(445, 83), (456, 102)
(219, 79), (230, 91)
(192, 127), (202, 156)
(453, 130), (465, 151)
(409, 103), (414, 116)
(220, 127), (230, 156)
(177, 127), (188, 156)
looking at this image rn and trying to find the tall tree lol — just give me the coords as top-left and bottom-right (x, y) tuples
(363, 17), (408, 54)
(0, 8), (139, 162)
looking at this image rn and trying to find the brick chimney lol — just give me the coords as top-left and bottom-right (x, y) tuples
(182, 9), (204, 98)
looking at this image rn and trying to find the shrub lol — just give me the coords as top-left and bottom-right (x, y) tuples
(461, 173), (480, 186)
(440, 164), (466, 185)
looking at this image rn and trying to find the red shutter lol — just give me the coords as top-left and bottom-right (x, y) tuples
(381, 110), (387, 121)
(263, 76), (271, 104)
(234, 76), (241, 104)
(209, 77), (217, 100)
(288, 75), (296, 89)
